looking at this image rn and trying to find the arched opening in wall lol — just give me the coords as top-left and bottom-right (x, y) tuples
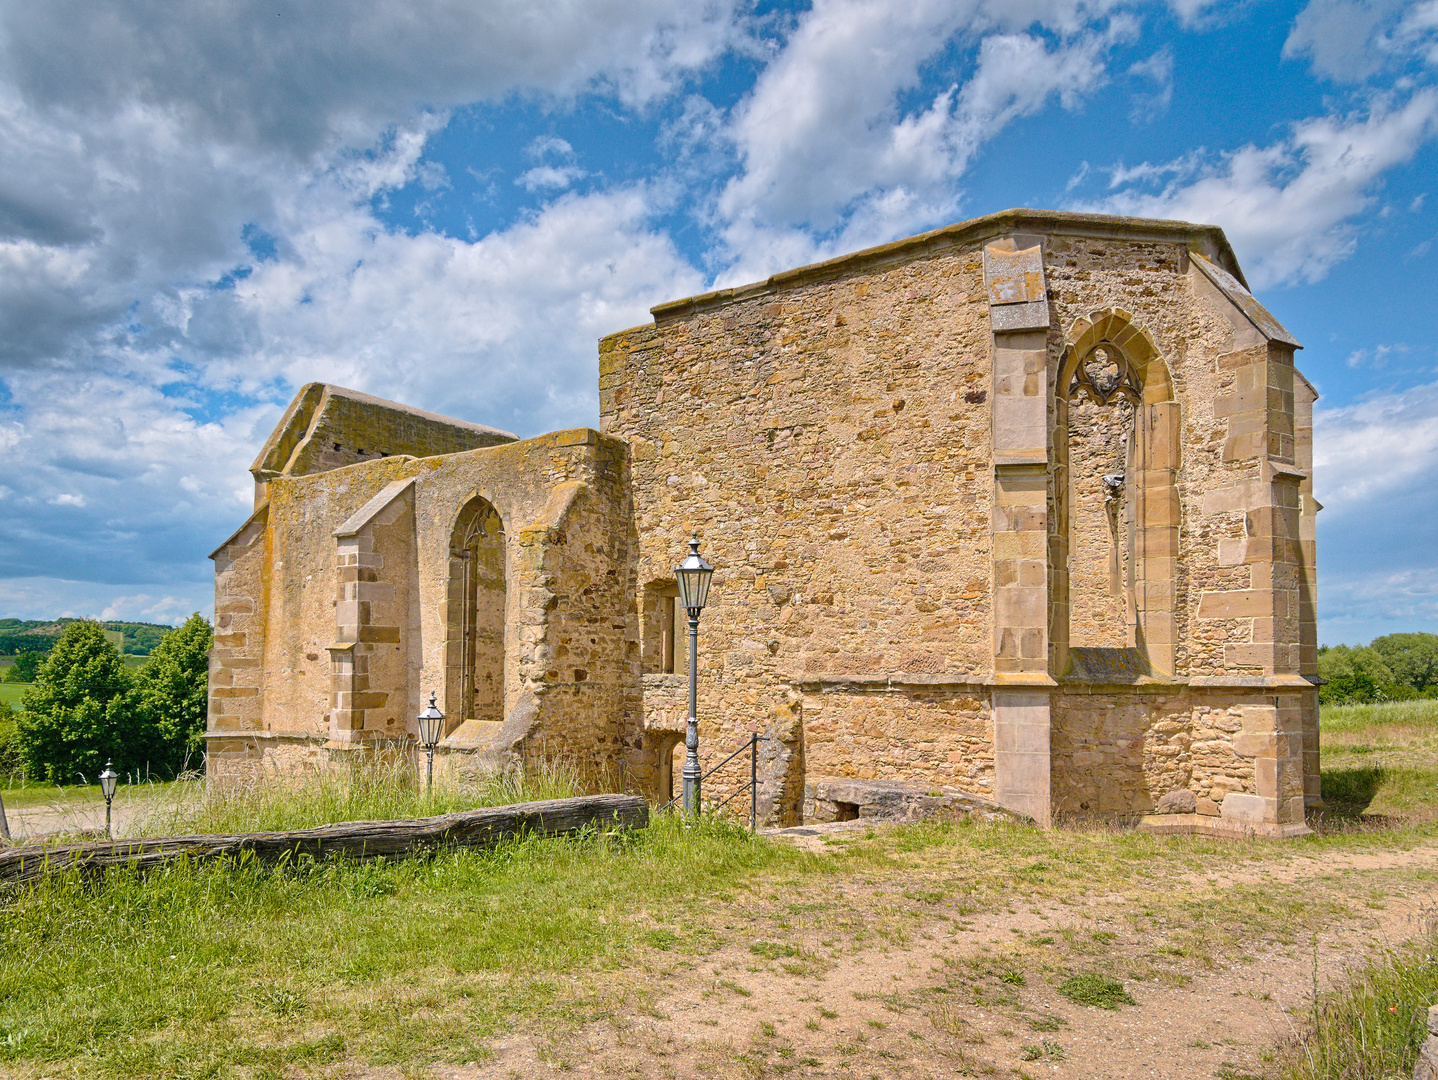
(1053, 311), (1179, 676)
(1067, 345), (1139, 649)
(642, 580), (686, 675)
(654, 733), (683, 802)
(445, 497), (506, 728)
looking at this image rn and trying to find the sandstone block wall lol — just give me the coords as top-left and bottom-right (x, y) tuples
(207, 422), (636, 785)
(601, 209), (1319, 833)
(211, 209), (1319, 838)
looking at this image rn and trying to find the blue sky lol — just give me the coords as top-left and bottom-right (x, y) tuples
(0, 0), (1434, 645)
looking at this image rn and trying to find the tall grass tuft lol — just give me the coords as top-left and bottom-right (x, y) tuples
(128, 754), (585, 838)
(1279, 920), (1438, 1079)
(1320, 698), (1438, 736)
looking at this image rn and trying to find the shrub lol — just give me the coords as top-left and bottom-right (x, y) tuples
(125, 613), (212, 775)
(0, 714), (22, 778)
(16, 621), (133, 783)
(2, 651), (42, 683)
(1318, 645), (1398, 705)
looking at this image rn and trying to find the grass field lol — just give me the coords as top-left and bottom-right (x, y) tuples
(0, 703), (1432, 1078)
(1317, 697), (1438, 822)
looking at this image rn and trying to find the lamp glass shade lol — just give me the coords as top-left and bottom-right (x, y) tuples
(98, 761), (119, 801)
(416, 692), (446, 748)
(674, 534), (714, 613)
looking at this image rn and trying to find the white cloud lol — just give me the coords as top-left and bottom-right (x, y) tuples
(1314, 380), (1438, 510)
(0, 577), (204, 623)
(1085, 90), (1438, 286)
(1166, 0), (1227, 28)
(1313, 381), (1438, 640)
(1127, 46), (1174, 120)
(218, 183), (704, 435)
(527, 136), (577, 160)
(516, 165), (588, 192)
(1284, 0), (1403, 79)
(99, 594), (196, 624)
(712, 0), (1128, 281)
(1284, 0), (1438, 80)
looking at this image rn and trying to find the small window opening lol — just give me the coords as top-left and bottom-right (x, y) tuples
(833, 801), (860, 822)
(644, 583), (686, 674)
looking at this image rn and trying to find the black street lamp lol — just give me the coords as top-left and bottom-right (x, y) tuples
(98, 760), (119, 838)
(416, 692), (445, 794)
(674, 533), (714, 816)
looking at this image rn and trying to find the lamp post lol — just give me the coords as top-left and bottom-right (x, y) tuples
(674, 532), (714, 816)
(98, 760), (118, 839)
(416, 692), (445, 795)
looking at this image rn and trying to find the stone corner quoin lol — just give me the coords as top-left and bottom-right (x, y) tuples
(207, 208), (1320, 837)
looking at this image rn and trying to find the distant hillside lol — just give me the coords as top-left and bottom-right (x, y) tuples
(0, 617), (183, 656)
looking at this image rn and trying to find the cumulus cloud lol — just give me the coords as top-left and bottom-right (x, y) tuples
(2, 2), (748, 157)
(1314, 380), (1438, 510)
(0, 577), (201, 623)
(1311, 381), (1438, 641)
(712, 0), (1129, 281)
(1284, 0), (1438, 80)
(0, 1), (740, 605)
(1084, 90), (1438, 286)
(221, 183), (704, 435)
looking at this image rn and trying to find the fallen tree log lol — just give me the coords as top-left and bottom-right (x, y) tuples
(0, 793), (648, 887)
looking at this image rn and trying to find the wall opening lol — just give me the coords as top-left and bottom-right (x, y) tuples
(833, 801), (860, 822)
(445, 497), (506, 727)
(642, 581), (686, 675)
(1053, 311), (1179, 676)
(1066, 344), (1138, 649)
(653, 733), (683, 802)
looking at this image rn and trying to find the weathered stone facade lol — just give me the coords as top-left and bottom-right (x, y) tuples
(208, 209), (1320, 837)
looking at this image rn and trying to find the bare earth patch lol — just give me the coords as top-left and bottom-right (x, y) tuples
(319, 827), (1438, 1080)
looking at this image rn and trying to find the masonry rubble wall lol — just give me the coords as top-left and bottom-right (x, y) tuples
(600, 209), (1319, 832)
(210, 210), (1319, 837)
(207, 425), (636, 784)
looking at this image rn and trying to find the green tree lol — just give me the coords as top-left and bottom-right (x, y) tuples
(16, 621), (133, 783)
(1369, 632), (1438, 696)
(1317, 644), (1400, 705)
(126, 614), (213, 775)
(3, 651), (43, 683)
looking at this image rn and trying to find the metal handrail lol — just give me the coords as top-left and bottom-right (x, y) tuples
(658, 732), (772, 829)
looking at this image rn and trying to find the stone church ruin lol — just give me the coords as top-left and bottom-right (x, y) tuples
(207, 209), (1320, 837)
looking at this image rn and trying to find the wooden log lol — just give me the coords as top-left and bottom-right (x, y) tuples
(0, 793), (648, 887)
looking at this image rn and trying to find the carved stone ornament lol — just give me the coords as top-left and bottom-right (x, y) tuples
(1068, 343), (1142, 406)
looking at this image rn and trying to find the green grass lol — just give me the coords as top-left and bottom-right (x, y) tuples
(1320, 697), (1438, 736)
(0, 699), (1431, 1076)
(1279, 926), (1438, 1079)
(0, 813), (815, 1077)
(1056, 973), (1136, 1010)
(1319, 698), (1438, 821)
(0, 683), (27, 709)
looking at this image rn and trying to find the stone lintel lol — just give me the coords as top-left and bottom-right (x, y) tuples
(201, 729), (329, 743)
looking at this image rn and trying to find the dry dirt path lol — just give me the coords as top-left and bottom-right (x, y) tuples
(395, 831), (1438, 1080)
(1, 792), (154, 840)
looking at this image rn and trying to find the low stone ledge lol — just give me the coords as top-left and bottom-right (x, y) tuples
(804, 777), (1027, 826)
(1136, 813), (1313, 839)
